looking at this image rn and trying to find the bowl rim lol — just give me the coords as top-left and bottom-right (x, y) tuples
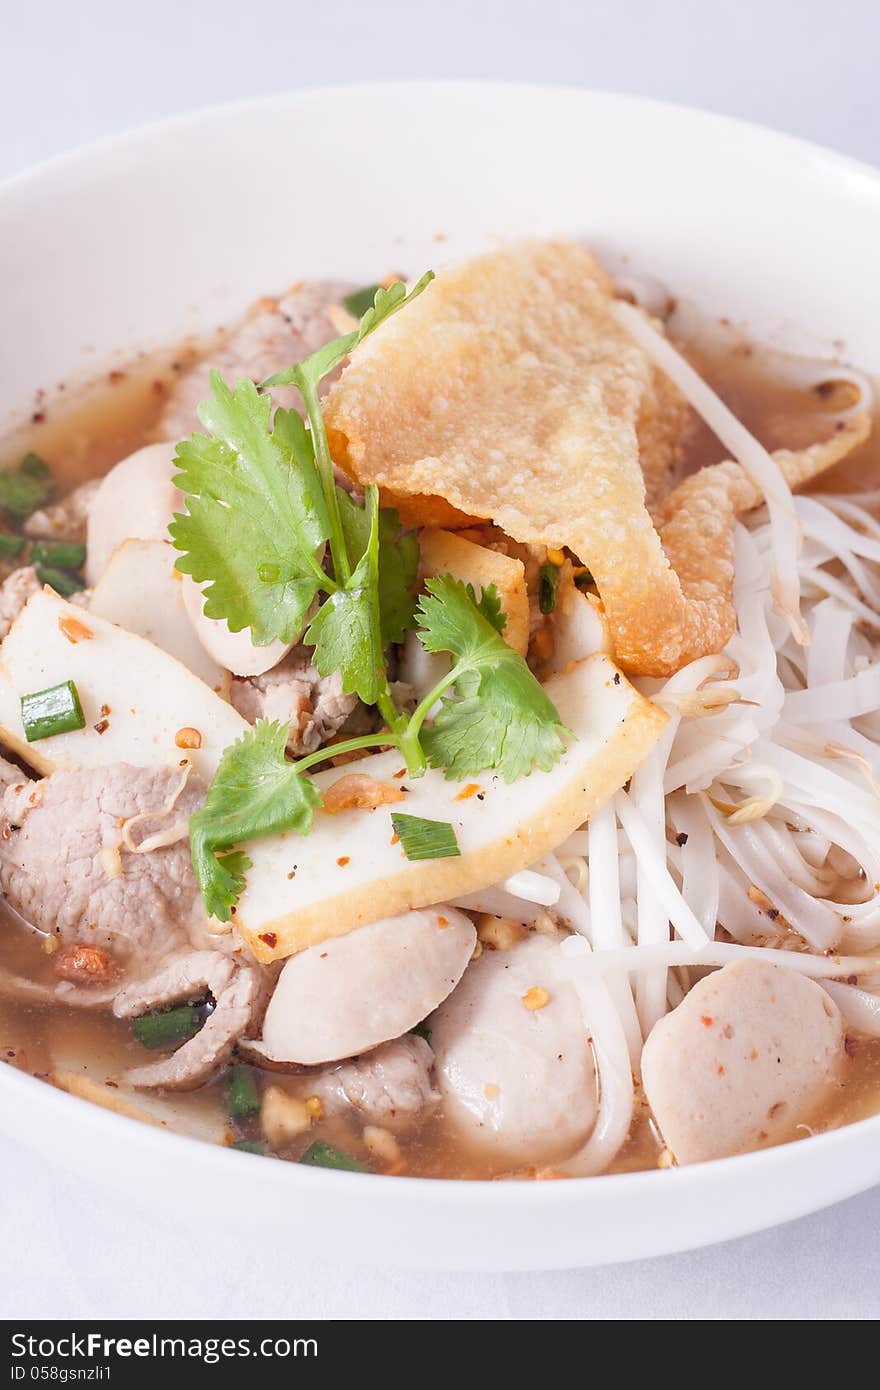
(6, 1053), (880, 1207)
(1, 79), (879, 1212)
(3, 78), (880, 202)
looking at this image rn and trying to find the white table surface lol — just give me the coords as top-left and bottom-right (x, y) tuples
(2, 0), (879, 1322)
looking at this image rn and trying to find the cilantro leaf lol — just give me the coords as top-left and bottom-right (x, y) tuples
(336, 489), (419, 645)
(306, 487), (385, 704)
(263, 273), (435, 395)
(357, 276), (434, 343)
(343, 284), (381, 318)
(471, 582), (507, 635)
(189, 721), (322, 920)
(416, 576), (568, 782)
(169, 375), (329, 646)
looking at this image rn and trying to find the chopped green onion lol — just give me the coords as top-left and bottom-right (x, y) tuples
(35, 565), (84, 597)
(574, 568), (595, 591)
(343, 283), (384, 319)
(225, 1064), (260, 1118)
(390, 813), (461, 862)
(411, 1020), (432, 1044)
(232, 1139), (270, 1156)
(31, 541), (86, 570)
(538, 563), (561, 614)
(0, 533), (24, 557)
(20, 453), (50, 480)
(131, 1004), (200, 1050)
(21, 679), (85, 742)
(299, 1141), (371, 1173)
(0, 455), (52, 518)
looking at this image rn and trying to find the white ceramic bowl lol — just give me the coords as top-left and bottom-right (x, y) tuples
(1, 83), (879, 1270)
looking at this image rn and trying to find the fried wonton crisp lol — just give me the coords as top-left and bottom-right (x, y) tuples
(326, 240), (871, 675)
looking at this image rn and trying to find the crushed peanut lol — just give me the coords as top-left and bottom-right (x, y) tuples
(522, 986), (551, 1011)
(261, 1086), (312, 1148)
(363, 1125), (401, 1166)
(305, 1095), (324, 1121)
(99, 845), (123, 880)
(476, 914), (527, 951)
(42, 934), (60, 956)
(657, 1148), (676, 1169)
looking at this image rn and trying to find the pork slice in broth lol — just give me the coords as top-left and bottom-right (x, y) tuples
(0, 762), (262, 1088)
(157, 280), (354, 441)
(297, 1035), (439, 1132)
(230, 647), (358, 756)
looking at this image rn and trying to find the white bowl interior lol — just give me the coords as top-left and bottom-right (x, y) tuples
(1, 83), (879, 1269)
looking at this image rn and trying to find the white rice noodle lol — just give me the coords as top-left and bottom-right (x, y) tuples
(704, 798), (842, 952)
(822, 980), (880, 1036)
(576, 939), (880, 981)
(783, 665), (880, 725)
(613, 272), (673, 319)
(627, 751), (676, 1035)
(667, 793), (719, 938)
(613, 791), (710, 951)
(715, 852), (781, 945)
(498, 870), (560, 906)
(800, 564), (880, 629)
(612, 300), (805, 642)
(559, 935), (635, 1176)
(531, 853), (592, 943)
(806, 598), (853, 686)
(824, 491), (880, 538)
(585, 805), (643, 1069)
(450, 887), (548, 926)
(469, 387), (880, 1174)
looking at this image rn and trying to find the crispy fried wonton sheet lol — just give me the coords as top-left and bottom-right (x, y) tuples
(325, 240), (870, 675)
(654, 415), (871, 669)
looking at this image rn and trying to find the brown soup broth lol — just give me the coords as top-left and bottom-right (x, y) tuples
(1, 323), (879, 1179)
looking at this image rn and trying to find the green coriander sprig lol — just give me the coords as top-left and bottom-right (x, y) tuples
(170, 278), (568, 920)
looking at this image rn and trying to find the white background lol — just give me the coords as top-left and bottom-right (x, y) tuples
(2, 0), (879, 1321)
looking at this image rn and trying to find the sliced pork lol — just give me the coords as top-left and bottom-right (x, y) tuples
(24, 479), (100, 543)
(230, 646), (358, 755)
(114, 951), (266, 1091)
(0, 763), (203, 964)
(0, 565), (39, 640)
(302, 1036), (439, 1131)
(158, 280), (353, 441)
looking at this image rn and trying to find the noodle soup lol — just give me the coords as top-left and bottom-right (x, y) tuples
(1, 243), (879, 1180)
